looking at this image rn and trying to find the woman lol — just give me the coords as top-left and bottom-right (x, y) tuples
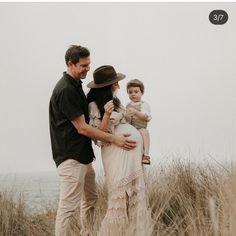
(87, 65), (153, 236)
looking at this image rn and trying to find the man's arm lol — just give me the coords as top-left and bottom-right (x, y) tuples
(71, 115), (136, 150)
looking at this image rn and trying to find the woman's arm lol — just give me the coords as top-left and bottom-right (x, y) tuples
(98, 113), (111, 131)
(98, 100), (114, 132)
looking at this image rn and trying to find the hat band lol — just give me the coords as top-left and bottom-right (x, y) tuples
(94, 76), (116, 85)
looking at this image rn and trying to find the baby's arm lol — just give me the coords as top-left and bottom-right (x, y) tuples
(140, 101), (151, 122)
(126, 101), (151, 122)
(127, 108), (149, 122)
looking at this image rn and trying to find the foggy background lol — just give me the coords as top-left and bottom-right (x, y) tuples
(0, 2), (235, 174)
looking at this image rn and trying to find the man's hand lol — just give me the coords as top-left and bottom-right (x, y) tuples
(113, 133), (137, 150)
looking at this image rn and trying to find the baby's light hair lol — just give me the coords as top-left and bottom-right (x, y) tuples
(126, 79), (145, 94)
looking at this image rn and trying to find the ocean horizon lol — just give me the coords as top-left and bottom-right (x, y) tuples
(0, 171), (60, 213)
(0, 168), (107, 214)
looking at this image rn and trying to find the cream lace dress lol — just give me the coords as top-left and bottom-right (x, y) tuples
(88, 102), (153, 236)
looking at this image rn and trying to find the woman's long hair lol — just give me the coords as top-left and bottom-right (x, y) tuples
(87, 85), (121, 119)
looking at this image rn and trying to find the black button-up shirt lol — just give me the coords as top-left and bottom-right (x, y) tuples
(49, 72), (95, 167)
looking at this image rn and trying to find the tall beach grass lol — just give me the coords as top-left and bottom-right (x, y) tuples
(0, 161), (236, 236)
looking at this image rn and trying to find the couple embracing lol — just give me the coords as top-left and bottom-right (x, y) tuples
(49, 45), (153, 236)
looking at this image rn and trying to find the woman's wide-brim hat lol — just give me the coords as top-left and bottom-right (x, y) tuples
(87, 65), (126, 88)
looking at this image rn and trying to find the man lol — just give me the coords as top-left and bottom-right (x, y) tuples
(49, 45), (136, 236)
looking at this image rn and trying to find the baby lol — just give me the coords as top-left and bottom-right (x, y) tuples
(126, 79), (151, 165)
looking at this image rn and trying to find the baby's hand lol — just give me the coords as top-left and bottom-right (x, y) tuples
(104, 100), (114, 116)
(126, 108), (137, 116)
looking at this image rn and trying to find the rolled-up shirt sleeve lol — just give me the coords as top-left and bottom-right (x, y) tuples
(141, 101), (152, 122)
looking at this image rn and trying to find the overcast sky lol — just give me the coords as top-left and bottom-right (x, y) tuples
(0, 2), (235, 174)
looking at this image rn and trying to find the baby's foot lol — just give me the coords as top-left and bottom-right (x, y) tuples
(142, 155), (151, 165)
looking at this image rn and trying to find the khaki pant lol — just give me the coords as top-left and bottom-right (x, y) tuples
(55, 159), (98, 236)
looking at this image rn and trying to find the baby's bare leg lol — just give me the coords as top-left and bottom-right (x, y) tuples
(139, 128), (150, 156)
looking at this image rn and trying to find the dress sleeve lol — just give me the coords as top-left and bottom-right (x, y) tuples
(88, 102), (101, 128)
(110, 111), (124, 126)
(123, 103), (132, 123)
(126, 102), (130, 109)
(141, 101), (152, 122)
(88, 102), (102, 147)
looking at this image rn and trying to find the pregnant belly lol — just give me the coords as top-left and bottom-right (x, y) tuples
(114, 123), (142, 143)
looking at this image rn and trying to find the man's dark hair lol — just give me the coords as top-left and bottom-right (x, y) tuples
(65, 45), (90, 65)
(87, 86), (121, 119)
